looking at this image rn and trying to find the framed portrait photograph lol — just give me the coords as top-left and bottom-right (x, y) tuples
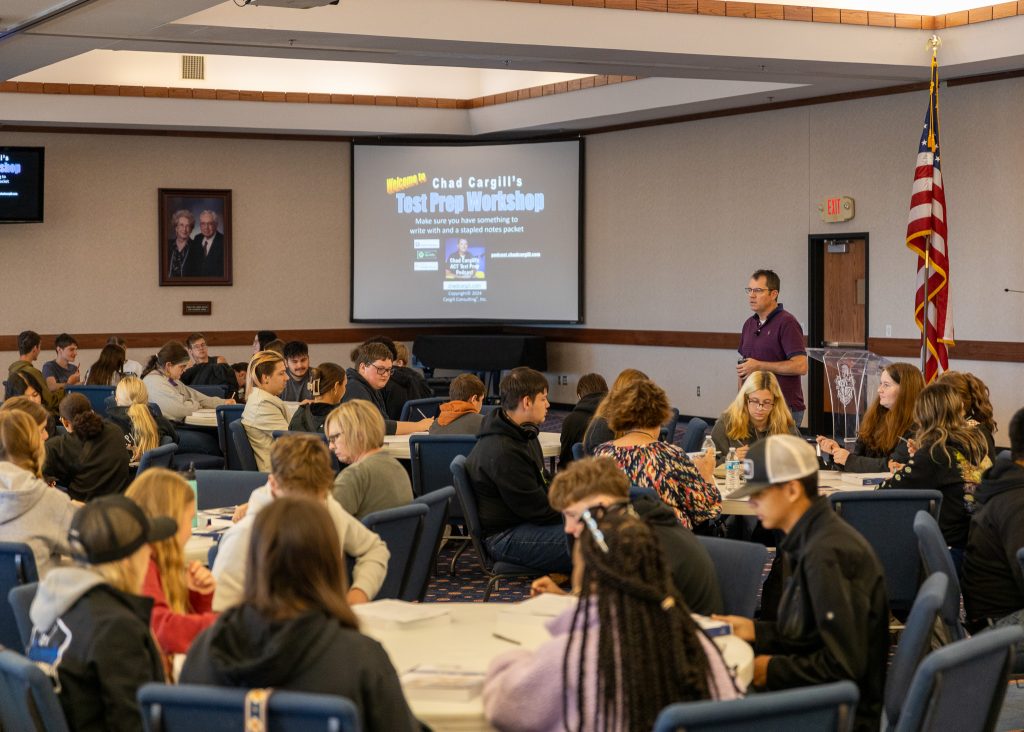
(158, 188), (232, 286)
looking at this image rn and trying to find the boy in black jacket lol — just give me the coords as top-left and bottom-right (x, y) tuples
(963, 407), (1024, 664)
(465, 367), (571, 574)
(715, 435), (889, 732)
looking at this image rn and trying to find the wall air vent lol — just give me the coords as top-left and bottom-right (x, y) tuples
(181, 55), (205, 81)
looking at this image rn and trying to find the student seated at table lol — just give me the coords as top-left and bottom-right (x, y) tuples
(241, 350), (291, 472)
(6, 372), (58, 436)
(181, 496), (420, 731)
(963, 407), (1024, 663)
(28, 494), (175, 732)
(289, 362), (347, 433)
(342, 342), (433, 435)
(230, 362), (248, 403)
(108, 376), (178, 463)
(712, 371), (800, 463)
(252, 330), (277, 354)
(938, 370), (999, 460)
(42, 332), (81, 391)
(581, 368), (648, 455)
(211, 434), (389, 611)
(327, 400), (413, 520)
(535, 456), (723, 615)
(44, 393), (130, 501)
(714, 435), (889, 732)
(8, 330), (62, 412)
(126, 468), (217, 658)
(466, 367), (570, 574)
(0, 407), (76, 576)
(428, 373), (486, 436)
(263, 339), (286, 356)
(142, 341), (232, 455)
(84, 343), (127, 386)
(816, 362), (923, 472)
(594, 379), (720, 531)
(107, 336), (143, 376)
(879, 381), (991, 570)
(180, 332), (235, 397)
(383, 341), (433, 421)
(558, 372), (607, 468)
(484, 509), (739, 732)
(281, 340), (313, 402)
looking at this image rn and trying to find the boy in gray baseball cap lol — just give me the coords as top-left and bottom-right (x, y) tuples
(716, 434), (889, 732)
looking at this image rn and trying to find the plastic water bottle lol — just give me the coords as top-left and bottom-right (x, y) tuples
(701, 434), (716, 462)
(725, 447), (739, 494)
(185, 462), (198, 529)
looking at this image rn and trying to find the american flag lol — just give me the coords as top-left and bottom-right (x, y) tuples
(906, 53), (953, 384)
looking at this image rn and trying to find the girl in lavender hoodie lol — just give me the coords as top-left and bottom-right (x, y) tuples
(483, 509), (740, 732)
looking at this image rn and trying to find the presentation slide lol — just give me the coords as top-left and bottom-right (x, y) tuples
(352, 140), (581, 323)
(0, 147), (44, 223)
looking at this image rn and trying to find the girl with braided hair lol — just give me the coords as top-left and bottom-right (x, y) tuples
(484, 509), (738, 732)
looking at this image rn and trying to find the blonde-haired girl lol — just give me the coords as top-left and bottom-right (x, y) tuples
(126, 468), (217, 655)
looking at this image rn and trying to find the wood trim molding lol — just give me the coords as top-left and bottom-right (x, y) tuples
(0, 74), (639, 111)
(498, 0), (1024, 29)
(4, 329), (1020, 364)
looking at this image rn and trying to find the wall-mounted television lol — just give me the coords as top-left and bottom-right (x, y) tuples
(0, 147), (45, 223)
(351, 139), (583, 323)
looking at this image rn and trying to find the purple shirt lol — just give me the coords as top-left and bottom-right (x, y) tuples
(738, 304), (806, 412)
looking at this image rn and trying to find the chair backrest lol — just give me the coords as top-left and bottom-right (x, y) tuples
(653, 679), (859, 732)
(829, 489), (942, 617)
(190, 383), (230, 399)
(997, 449), (1012, 462)
(0, 649), (71, 732)
(8, 582), (38, 652)
(884, 572), (947, 727)
(137, 442), (178, 473)
(399, 396), (448, 422)
(449, 454), (494, 572)
(682, 416), (711, 453)
(137, 683), (359, 732)
(65, 384), (116, 416)
(1017, 547), (1024, 581)
(229, 420), (259, 472)
(361, 503), (429, 600)
(893, 625), (1024, 732)
(404, 487), (455, 601)
(695, 535), (767, 617)
(408, 434), (476, 514)
(912, 510), (966, 642)
(480, 403), (500, 416)
(571, 442), (585, 462)
(215, 404), (245, 469)
(194, 470), (268, 510)
(660, 407), (681, 444)
(0, 542), (39, 651)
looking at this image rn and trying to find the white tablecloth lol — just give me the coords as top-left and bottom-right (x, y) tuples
(184, 401), (300, 427)
(358, 601), (753, 732)
(720, 470), (885, 515)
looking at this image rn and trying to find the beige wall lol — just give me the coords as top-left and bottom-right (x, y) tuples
(2, 77), (1021, 437)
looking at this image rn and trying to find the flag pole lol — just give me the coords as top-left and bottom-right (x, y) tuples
(921, 35), (941, 380)
(921, 236), (930, 376)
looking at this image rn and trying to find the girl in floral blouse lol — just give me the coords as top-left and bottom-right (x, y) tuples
(595, 379), (720, 530)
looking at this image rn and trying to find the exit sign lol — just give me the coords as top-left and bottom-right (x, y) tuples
(820, 196), (855, 223)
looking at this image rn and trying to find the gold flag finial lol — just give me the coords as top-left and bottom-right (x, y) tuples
(927, 34), (942, 57)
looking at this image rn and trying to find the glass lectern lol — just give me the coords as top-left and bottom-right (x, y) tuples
(806, 348), (890, 446)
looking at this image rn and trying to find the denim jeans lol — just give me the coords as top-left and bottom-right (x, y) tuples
(791, 410), (805, 429)
(485, 523), (572, 574)
(991, 609), (1024, 673)
(176, 425), (222, 455)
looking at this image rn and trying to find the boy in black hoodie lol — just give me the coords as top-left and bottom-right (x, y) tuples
(465, 367), (571, 574)
(963, 407), (1024, 658)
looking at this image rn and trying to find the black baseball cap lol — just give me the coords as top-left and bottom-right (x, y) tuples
(729, 434), (819, 499)
(68, 495), (177, 565)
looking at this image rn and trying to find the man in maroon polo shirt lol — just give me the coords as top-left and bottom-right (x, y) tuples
(737, 269), (808, 425)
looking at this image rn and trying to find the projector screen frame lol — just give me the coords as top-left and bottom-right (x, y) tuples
(0, 146), (45, 224)
(349, 137), (585, 325)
